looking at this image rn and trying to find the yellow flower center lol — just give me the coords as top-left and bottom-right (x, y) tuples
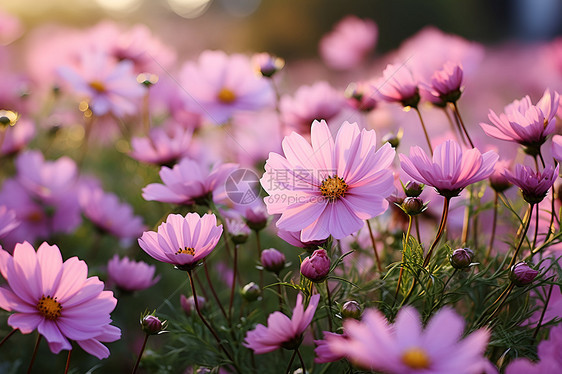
(320, 175), (348, 201)
(176, 247), (195, 256)
(89, 80), (107, 93)
(401, 347), (431, 369)
(217, 88), (236, 103)
(37, 295), (62, 321)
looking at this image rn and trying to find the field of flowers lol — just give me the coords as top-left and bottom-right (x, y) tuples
(0, 3), (562, 373)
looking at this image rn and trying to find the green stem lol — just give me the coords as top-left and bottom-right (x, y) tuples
(131, 334), (149, 374)
(203, 261), (228, 321)
(485, 192), (499, 260)
(325, 281), (333, 332)
(423, 197), (450, 268)
(296, 348), (307, 374)
(229, 244), (238, 323)
(414, 107), (433, 155)
(481, 283), (515, 325)
(532, 204), (540, 250)
(451, 102), (474, 148)
(533, 282), (555, 338)
(256, 230), (264, 290)
(366, 220), (383, 272)
(395, 216), (413, 301)
(0, 328), (16, 348)
(26, 334), (42, 374)
(285, 349), (297, 374)
(508, 204), (534, 269)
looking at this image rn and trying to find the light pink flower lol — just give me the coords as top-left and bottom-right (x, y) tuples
(552, 135), (562, 163)
(57, 51), (146, 117)
(0, 206), (19, 238)
(130, 125), (193, 166)
(375, 63), (420, 107)
(314, 331), (347, 363)
(344, 81), (378, 112)
(280, 81), (345, 135)
(0, 242), (120, 359)
(142, 158), (239, 205)
(138, 213), (223, 270)
(0, 117), (35, 156)
(319, 15), (377, 70)
(261, 120), (395, 242)
(503, 164), (558, 204)
(400, 139), (498, 198)
(179, 50), (274, 124)
(107, 255), (159, 292)
(327, 306), (490, 373)
(422, 62), (463, 103)
(244, 293), (320, 354)
(480, 89), (559, 155)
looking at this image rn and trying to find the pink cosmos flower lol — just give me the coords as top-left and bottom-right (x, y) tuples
(0, 206), (19, 238)
(179, 50), (274, 124)
(142, 158), (238, 205)
(480, 89), (560, 155)
(327, 306), (490, 373)
(502, 164), (559, 204)
(261, 120), (395, 242)
(0, 242), (120, 359)
(79, 181), (145, 240)
(57, 51), (146, 117)
(130, 125), (193, 166)
(244, 293), (320, 353)
(423, 62), (463, 103)
(277, 229), (327, 249)
(138, 213), (223, 270)
(400, 139), (499, 198)
(375, 63), (420, 108)
(314, 331), (347, 363)
(505, 324), (562, 373)
(552, 134), (562, 163)
(280, 81), (346, 135)
(319, 15), (377, 70)
(344, 81), (378, 112)
(107, 255), (159, 292)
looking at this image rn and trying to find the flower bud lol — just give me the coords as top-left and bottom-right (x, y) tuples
(401, 197), (426, 216)
(180, 294), (206, 316)
(510, 262), (539, 286)
(253, 52), (285, 78)
(245, 207), (269, 232)
(301, 249), (330, 282)
(449, 248), (474, 269)
(341, 300), (362, 319)
(241, 282), (261, 302)
(344, 82), (377, 112)
(403, 181), (424, 197)
(261, 248), (286, 274)
(141, 313), (167, 335)
(227, 218), (250, 245)
(382, 132), (401, 148)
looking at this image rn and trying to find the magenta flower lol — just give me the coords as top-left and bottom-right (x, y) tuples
(107, 255), (159, 292)
(319, 15), (378, 71)
(505, 324), (562, 373)
(252, 52), (285, 78)
(244, 293), (320, 354)
(327, 306), (490, 373)
(314, 331), (347, 363)
(0, 242), (120, 359)
(57, 51), (145, 117)
(400, 139), (498, 198)
(0, 117), (35, 157)
(480, 89), (560, 155)
(130, 125), (193, 166)
(552, 134), (562, 163)
(503, 164), (559, 204)
(277, 229), (327, 249)
(375, 63), (420, 108)
(301, 249), (331, 282)
(138, 213), (223, 270)
(0, 206), (19, 238)
(262, 120), (395, 241)
(142, 158), (238, 205)
(179, 50), (274, 124)
(280, 81), (346, 135)
(424, 61), (463, 103)
(345, 81), (378, 112)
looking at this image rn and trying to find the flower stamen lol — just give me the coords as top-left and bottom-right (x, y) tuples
(176, 247), (195, 255)
(37, 295), (62, 320)
(217, 88), (236, 103)
(401, 347), (431, 369)
(89, 80), (106, 93)
(320, 175), (348, 201)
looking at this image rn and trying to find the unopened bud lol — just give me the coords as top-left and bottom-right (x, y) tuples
(510, 262), (539, 287)
(382, 132), (401, 148)
(241, 282), (261, 302)
(141, 313), (167, 335)
(301, 249), (330, 282)
(401, 197), (426, 216)
(403, 181), (424, 197)
(180, 294), (205, 316)
(253, 52), (285, 78)
(341, 300), (362, 319)
(449, 248), (474, 269)
(261, 248), (286, 274)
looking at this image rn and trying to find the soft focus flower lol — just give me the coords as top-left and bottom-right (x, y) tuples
(252, 52), (285, 78)
(226, 217), (251, 244)
(57, 51), (145, 117)
(142, 158), (238, 205)
(179, 50), (274, 124)
(241, 282), (261, 302)
(180, 294), (206, 316)
(0, 242), (120, 359)
(0, 117), (35, 157)
(261, 120), (395, 241)
(400, 139), (499, 198)
(279, 81), (345, 135)
(341, 300), (362, 319)
(0, 10), (23, 45)
(244, 204), (269, 231)
(480, 89), (559, 156)
(327, 306), (490, 373)
(244, 293), (320, 353)
(319, 15), (377, 70)
(489, 159), (513, 192)
(277, 229), (327, 249)
(107, 255), (159, 292)
(301, 249), (331, 282)
(138, 213), (223, 271)
(0, 206), (19, 238)
(503, 164), (558, 204)
(505, 324), (562, 373)
(375, 63), (420, 108)
(510, 262), (539, 286)
(260, 248), (286, 274)
(552, 135), (562, 163)
(130, 125), (193, 166)
(344, 81), (378, 112)
(424, 62), (463, 103)
(314, 331), (347, 363)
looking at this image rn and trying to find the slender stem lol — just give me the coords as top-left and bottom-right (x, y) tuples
(277, 282), (284, 311)
(325, 281), (333, 332)
(255, 230), (264, 290)
(414, 107), (433, 155)
(26, 334), (42, 374)
(482, 283), (515, 325)
(533, 156), (540, 173)
(187, 270), (235, 364)
(544, 184), (557, 243)
(414, 216), (421, 243)
(423, 197), (450, 268)
(64, 349), (72, 374)
(442, 107), (462, 143)
(533, 282), (555, 338)
(203, 261), (228, 321)
(131, 334), (149, 374)
(430, 269), (458, 315)
(285, 349), (297, 374)
(366, 220), (383, 272)
(229, 244), (238, 323)
(296, 348), (307, 374)
(0, 328), (16, 348)
(532, 204), (540, 250)
(451, 102), (475, 148)
(508, 204), (534, 269)
(142, 91), (151, 135)
(395, 216), (413, 300)
(461, 199), (470, 246)
(538, 151), (546, 169)
(486, 192), (499, 260)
